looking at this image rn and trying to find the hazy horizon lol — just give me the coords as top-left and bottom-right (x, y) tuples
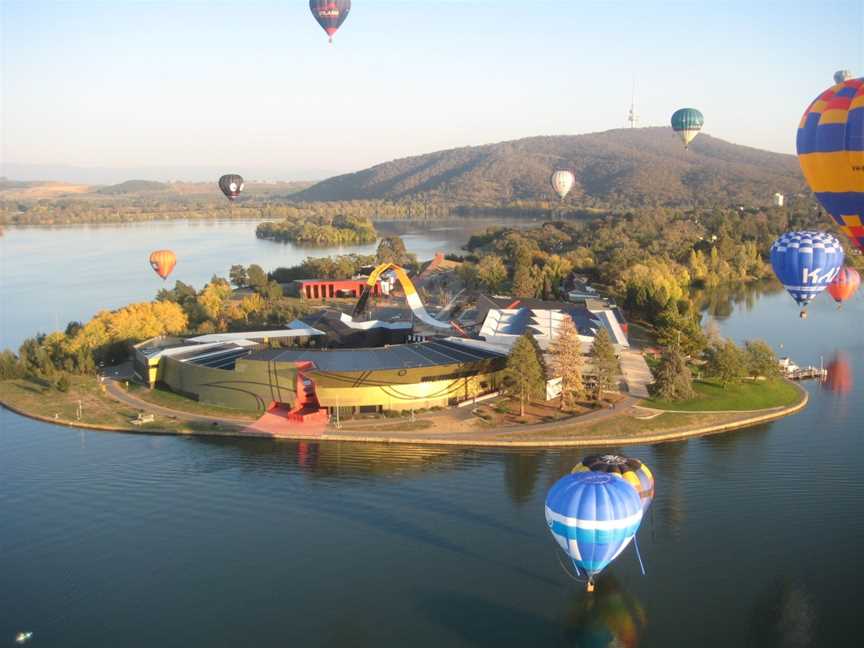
(3, 0), (862, 184)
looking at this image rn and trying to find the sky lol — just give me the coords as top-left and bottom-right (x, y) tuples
(2, 0), (863, 182)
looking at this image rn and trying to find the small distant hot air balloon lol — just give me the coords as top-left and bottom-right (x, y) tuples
(545, 472), (643, 592)
(827, 266), (861, 304)
(797, 77), (864, 251)
(149, 250), (177, 281)
(572, 454), (655, 512)
(550, 168), (576, 201)
(770, 231), (844, 317)
(834, 69), (853, 84)
(310, 0), (351, 43)
(670, 108), (704, 149)
(218, 174), (244, 201)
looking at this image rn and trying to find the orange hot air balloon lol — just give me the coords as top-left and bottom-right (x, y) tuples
(149, 250), (177, 280)
(827, 266), (861, 304)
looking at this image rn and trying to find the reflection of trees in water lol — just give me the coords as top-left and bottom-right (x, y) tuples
(188, 437), (467, 480)
(648, 441), (688, 537)
(562, 573), (647, 648)
(694, 281), (783, 321)
(504, 451), (544, 504)
(747, 578), (815, 648)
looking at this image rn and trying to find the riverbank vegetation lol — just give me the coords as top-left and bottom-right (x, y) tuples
(462, 204), (856, 356)
(256, 213), (376, 246)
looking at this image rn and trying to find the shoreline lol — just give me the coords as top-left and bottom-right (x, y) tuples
(0, 382), (809, 448)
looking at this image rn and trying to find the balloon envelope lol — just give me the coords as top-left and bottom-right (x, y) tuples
(149, 250), (177, 280)
(827, 266), (861, 303)
(670, 108), (704, 148)
(309, 0), (351, 42)
(550, 169), (576, 200)
(218, 174), (244, 201)
(545, 472), (643, 579)
(797, 77), (864, 251)
(770, 231), (844, 307)
(572, 454), (655, 511)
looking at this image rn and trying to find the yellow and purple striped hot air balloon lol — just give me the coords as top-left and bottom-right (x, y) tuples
(797, 77), (864, 252)
(572, 454), (655, 512)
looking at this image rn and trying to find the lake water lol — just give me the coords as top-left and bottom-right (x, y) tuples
(1, 221), (862, 647)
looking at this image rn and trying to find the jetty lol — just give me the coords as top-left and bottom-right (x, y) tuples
(779, 357), (827, 381)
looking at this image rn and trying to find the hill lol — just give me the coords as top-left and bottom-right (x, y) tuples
(293, 128), (805, 208)
(97, 180), (171, 194)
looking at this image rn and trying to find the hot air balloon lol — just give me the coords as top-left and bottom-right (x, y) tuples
(149, 250), (177, 281)
(827, 266), (861, 304)
(797, 77), (864, 251)
(770, 231), (844, 317)
(218, 174), (244, 201)
(834, 69), (853, 84)
(572, 454), (655, 512)
(545, 472), (643, 592)
(550, 168), (576, 201)
(670, 108), (704, 149)
(310, 0), (351, 43)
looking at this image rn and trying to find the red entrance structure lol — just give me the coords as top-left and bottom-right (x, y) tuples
(299, 279), (381, 300)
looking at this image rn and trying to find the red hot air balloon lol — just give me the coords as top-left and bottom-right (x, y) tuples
(827, 266), (861, 304)
(149, 250), (177, 280)
(309, 0), (351, 43)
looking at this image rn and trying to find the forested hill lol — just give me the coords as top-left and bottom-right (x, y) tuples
(294, 128), (805, 208)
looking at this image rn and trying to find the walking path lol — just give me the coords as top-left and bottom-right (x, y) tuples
(620, 350), (652, 399)
(104, 379), (255, 426)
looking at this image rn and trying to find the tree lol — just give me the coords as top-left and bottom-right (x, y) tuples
(56, 375), (70, 392)
(650, 345), (695, 401)
(504, 333), (546, 416)
(0, 350), (22, 380)
(247, 265), (268, 291)
(745, 340), (780, 380)
(705, 339), (747, 387)
(511, 259), (536, 298)
(229, 265), (248, 288)
(262, 281), (284, 303)
(239, 293), (266, 323)
(548, 316), (585, 410)
(376, 236), (413, 267)
(18, 336), (55, 380)
(197, 279), (232, 323)
(655, 300), (707, 357)
(477, 255), (507, 292)
(589, 328), (618, 400)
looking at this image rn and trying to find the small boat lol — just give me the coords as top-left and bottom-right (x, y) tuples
(15, 632), (33, 644)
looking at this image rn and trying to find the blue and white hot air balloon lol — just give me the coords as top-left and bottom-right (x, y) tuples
(545, 472), (643, 591)
(770, 231), (844, 318)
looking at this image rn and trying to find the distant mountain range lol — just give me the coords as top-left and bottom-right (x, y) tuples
(293, 128), (806, 208)
(0, 163), (336, 185)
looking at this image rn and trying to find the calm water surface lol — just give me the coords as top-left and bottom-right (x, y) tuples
(1, 222), (862, 646)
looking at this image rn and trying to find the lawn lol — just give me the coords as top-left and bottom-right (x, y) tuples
(0, 376), (246, 435)
(646, 379), (802, 412)
(0, 375), (142, 428)
(128, 384), (260, 419)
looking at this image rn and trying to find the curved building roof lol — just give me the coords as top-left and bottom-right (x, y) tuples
(247, 339), (504, 373)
